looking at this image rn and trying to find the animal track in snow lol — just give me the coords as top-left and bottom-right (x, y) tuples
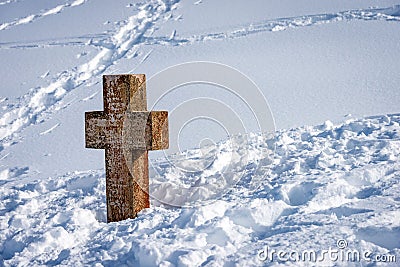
(1, 3), (399, 150)
(146, 5), (400, 45)
(0, 0), (88, 31)
(0, 0), (179, 142)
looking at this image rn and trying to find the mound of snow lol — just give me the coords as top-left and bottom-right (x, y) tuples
(1, 114), (399, 266)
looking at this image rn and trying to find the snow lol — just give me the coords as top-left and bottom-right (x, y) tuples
(1, 115), (400, 265)
(0, 0), (400, 266)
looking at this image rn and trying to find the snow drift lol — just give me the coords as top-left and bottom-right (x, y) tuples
(1, 114), (399, 266)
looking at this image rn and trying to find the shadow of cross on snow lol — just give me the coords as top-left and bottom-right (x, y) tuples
(85, 74), (169, 222)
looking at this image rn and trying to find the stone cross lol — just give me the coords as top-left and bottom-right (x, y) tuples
(85, 74), (168, 222)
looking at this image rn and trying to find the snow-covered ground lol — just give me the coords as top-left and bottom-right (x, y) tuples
(1, 115), (400, 266)
(1, 0), (400, 266)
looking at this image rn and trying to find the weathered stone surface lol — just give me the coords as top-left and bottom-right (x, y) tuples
(85, 111), (107, 149)
(149, 111), (169, 150)
(122, 111), (169, 150)
(85, 74), (169, 222)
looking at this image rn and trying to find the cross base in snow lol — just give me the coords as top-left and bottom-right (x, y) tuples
(85, 74), (168, 222)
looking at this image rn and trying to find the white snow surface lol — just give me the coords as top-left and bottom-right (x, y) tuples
(1, 114), (400, 266)
(1, 0), (400, 266)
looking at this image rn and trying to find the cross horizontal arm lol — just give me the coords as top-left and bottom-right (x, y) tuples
(85, 110), (168, 150)
(85, 111), (107, 149)
(122, 111), (169, 150)
(148, 111), (169, 150)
